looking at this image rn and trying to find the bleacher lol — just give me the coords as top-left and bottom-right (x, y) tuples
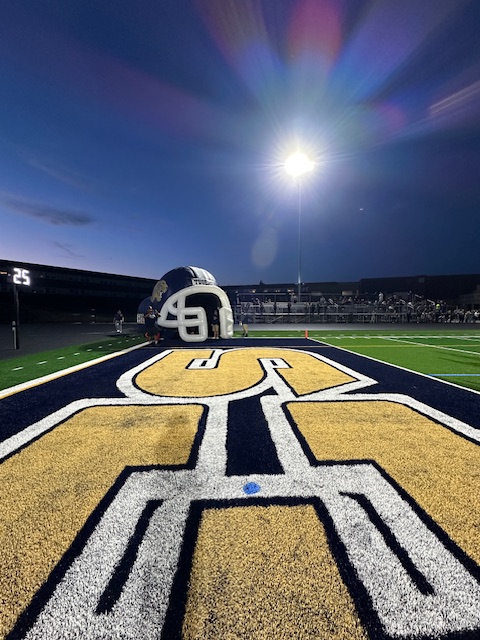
(234, 301), (413, 325)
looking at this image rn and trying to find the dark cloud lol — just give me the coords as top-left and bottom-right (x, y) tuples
(53, 241), (83, 258)
(1, 195), (94, 226)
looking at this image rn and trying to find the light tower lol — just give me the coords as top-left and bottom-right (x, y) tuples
(284, 151), (314, 302)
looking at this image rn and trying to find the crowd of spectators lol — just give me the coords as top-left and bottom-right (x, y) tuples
(235, 293), (480, 324)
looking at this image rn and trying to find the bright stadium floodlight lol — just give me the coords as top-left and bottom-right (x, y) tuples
(285, 151), (314, 177)
(284, 151), (315, 302)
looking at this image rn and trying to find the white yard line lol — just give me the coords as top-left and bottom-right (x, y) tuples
(0, 343), (147, 400)
(311, 337), (480, 396)
(380, 336), (480, 357)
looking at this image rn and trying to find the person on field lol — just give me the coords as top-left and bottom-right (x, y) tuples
(241, 305), (252, 337)
(144, 306), (162, 344)
(211, 307), (220, 339)
(113, 310), (124, 333)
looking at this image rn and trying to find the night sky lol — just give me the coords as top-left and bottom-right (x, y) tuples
(1, 0), (479, 286)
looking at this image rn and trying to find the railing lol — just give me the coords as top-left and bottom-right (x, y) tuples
(235, 304), (416, 324)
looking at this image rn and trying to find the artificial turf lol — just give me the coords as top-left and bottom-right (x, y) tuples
(1, 337), (479, 638)
(312, 332), (480, 392)
(0, 328), (479, 393)
(0, 334), (146, 392)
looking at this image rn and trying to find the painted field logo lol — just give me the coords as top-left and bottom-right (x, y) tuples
(1, 347), (479, 639)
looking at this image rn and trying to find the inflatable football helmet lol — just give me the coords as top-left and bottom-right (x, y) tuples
(137, 266), (234, 342)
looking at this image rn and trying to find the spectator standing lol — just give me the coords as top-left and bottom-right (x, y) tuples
(113, 310), (124, 333)
(144, 306), (161, 344)
(211, 307), (220, 339)
(407, 302), (413, 323)
(241, 305), (251, 337)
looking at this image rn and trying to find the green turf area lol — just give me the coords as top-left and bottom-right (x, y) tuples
(1, 328), (479, 393)
(0, 334), (146, 391)
(317, 333), (480, 392)
(238, 328), (480, 392)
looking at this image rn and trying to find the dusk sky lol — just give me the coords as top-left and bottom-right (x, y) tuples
(1, 0), (479, 287)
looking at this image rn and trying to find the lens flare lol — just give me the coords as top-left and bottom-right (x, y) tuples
(284, 152), (315, 177)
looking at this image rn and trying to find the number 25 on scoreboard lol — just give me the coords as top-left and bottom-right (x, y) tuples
(13, 267), (31, 286)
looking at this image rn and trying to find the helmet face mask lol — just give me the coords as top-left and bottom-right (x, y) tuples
(158, 285), (233, 342)
(137, 267), (233, 342)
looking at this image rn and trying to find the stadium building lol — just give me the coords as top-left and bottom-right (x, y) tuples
(0, 260), (154, 324)
(0, 259), (479, 325)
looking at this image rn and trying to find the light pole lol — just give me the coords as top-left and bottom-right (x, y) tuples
(284, 151), (314, 303)
(1, 267), (31, 349)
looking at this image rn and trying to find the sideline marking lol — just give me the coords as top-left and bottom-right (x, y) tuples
(0, 343), (147, 400)
(380, 336), (480, 357)
(321, 344), (480, 348)
(429, 374), (480, 377)
(310, 337), (480, 396)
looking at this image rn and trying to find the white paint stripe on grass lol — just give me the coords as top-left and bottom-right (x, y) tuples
(349, 334), (480, 339)
(429, 373), (480, 377)
(0, 342), (147, 400)
(310, 337), (480, 397)
(324, 344), (480, 348)
(380, 336), (480, 357)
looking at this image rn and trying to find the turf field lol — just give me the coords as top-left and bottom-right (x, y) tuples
(245, 328), (480, 392)
(0, 334), (146, 392)
(0, 334), (479, 638)
(0, 328), (479, 393)
(314, 329), (480, 392)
